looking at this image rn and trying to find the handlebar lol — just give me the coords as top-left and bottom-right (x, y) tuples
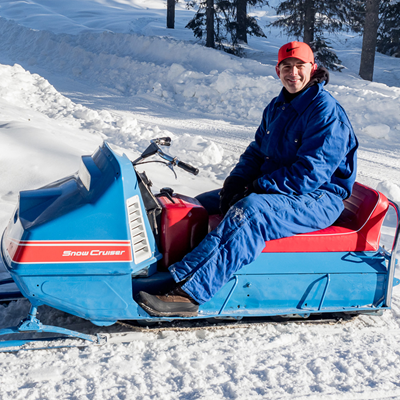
(132, 137), (199, 176)
(176, 160), (199, 175)
(155, 149), (199, 176)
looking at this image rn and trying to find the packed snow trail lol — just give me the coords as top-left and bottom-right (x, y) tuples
(2, 300), (400, 399)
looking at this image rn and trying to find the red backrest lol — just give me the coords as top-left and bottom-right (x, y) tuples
(336, 182), (389, 250)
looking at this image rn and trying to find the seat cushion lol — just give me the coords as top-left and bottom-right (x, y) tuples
(262, 183), (389, 253)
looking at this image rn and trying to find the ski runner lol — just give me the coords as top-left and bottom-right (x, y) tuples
(136, 41), (358, 317)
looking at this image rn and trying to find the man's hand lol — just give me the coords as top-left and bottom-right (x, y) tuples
(244, 179), (264, 196)
(219, 176), (248, 215)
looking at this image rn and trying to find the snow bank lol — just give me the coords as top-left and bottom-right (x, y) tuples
(0, 0), (196, 36)
(0, 18), (279, 123)
(1, 16), (400, 150)
(0, 61), (235, 231)
(0, 62), (231, 171)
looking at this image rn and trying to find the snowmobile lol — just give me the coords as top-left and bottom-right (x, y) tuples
(0, 137), (399, 350)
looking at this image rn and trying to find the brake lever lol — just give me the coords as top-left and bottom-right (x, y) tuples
(167, 162), (177, 179)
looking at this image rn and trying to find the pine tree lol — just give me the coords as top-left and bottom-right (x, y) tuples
(270, 0), (364, 70)
(186, 0), (267, 54)
(377, 0), (400, 57)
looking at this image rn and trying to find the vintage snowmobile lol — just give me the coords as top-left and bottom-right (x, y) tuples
(0, 138), (399, 350)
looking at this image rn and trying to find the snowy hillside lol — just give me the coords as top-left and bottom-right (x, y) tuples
(0, 0), (400, 398)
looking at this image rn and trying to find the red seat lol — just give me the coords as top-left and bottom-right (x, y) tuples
(262, 182), (389, 252)
(209, 183), (389, 253)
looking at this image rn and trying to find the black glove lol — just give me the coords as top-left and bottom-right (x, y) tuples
(219, 176), (248, 215)
(244, 179), (264, 196)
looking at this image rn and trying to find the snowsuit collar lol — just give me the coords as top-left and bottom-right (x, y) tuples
(276, 83), (322, 116)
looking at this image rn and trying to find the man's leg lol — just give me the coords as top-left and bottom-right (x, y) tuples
(173, 191), (344, 304)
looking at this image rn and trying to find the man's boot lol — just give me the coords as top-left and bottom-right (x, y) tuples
(135, 285), (199, 317)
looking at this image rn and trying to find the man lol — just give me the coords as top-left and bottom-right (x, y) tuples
(136, 41), (358, 317)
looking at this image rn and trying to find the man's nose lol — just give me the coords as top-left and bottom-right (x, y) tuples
(289, 66), (298, 75)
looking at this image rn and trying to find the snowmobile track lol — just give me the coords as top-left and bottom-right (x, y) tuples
(114, 314), (357, 334)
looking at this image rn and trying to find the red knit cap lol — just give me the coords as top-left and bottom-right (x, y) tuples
(277, 41), (314, 65)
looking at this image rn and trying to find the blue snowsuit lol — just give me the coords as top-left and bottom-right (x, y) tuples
(169, 82), (358, 305)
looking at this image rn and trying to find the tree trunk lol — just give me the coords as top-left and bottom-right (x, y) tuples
(237, 0), (247, 43)
(206, 0), (215, 48)
(167, 0), (175, 29)
(303, 0), (315, 44)
(359, 0), (380, 81)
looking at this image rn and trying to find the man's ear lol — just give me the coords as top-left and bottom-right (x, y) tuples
(275, 65), (280, 78)
(312, 63), (318, 73)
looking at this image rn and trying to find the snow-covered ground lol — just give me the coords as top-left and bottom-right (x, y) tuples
(0, 0), (400, 398)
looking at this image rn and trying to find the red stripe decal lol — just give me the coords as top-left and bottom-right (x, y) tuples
(8, 241), (133, 264)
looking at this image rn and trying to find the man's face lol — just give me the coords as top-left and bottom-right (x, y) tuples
(276, 58), (316, 93)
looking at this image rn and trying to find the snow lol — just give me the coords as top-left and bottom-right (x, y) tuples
(0, 0), (400, 398)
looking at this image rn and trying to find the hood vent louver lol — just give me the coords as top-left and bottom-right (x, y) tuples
(126, 195), (152, 264)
